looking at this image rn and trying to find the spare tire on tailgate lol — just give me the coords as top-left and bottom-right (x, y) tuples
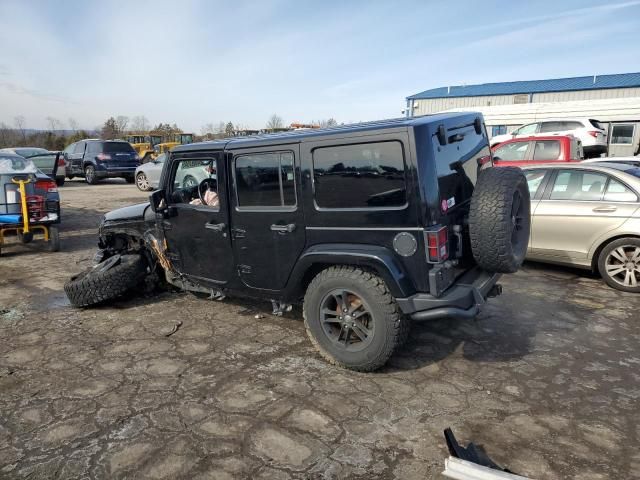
(469, 167), (531, 273)
(64, 254), (148, 307)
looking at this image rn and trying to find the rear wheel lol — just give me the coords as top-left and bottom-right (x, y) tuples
(85, 165), (98, 185)
(469, 167), (531, 273)
(48, 225), (60, 252)
(303, 266), (407, 371)
(598, 238), (640, 293)
(64, 254), (148, 307)
(136, 172), (151, 191)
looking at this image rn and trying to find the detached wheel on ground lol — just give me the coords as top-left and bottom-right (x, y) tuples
(85, 165), (98, 185)
(64, 254), (148, 307)
(303, 266), (409, 372)
(598, 237), (640, 293)
(136, 172), (151, 191)
(469, 167), (531, 273)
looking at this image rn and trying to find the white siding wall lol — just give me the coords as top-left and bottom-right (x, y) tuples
(532, 87), (640, 102)
(413, 95), (519, 115)
(412, 87), (640, 116)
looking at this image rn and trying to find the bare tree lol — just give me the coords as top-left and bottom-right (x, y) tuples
(14, 115), (27, 143)
(200, 123), (216, 140)
(216, 121), (226, 134)
(115, 115), (129, 134)
(131, 115), (150, 132)
(265, 114), (284, 130)
(46, 116), (63, 132)
(68, 117), (79, 132)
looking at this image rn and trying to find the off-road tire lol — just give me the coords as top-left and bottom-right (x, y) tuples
(64, 254), (148, 307)
(469, 167), (530, 273)
(85, 165), (98, 185)
(303, 266), (407, 372)
(48, 226), (60, 252)
(597, 237), (640, 293)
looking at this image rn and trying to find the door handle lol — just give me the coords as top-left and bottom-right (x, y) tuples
(270, 223), (296, 233)
(592, 206), (617, 213)
(205, 222), (226, 232)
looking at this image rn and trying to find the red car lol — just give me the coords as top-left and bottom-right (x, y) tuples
(491, 135), (583, 167)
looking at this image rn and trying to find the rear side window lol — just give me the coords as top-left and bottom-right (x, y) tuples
(603, 179), (638, 202)
(312, 141), (406, 209)
(103, 142), (135, 153)
(235, 152), (295, 208)
(550, 171), (607, 201)
(493, 142), (529, 161)
(532, 140), (561, 161)
(73, 142), (86, 154)
(563, 121), (583, 130)
(87, 142), (100, 154)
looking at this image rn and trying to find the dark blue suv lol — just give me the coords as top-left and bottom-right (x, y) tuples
(63, 140), (140, 185)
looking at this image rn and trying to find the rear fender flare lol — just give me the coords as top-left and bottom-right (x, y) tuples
(285, 243), (415, 300)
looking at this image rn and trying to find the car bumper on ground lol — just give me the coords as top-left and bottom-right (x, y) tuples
(396, 268), (502, 321)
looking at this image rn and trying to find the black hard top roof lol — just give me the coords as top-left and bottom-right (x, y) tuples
(173, 112), (478, 153)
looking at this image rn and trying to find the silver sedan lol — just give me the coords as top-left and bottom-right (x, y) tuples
(134, 153), (167, 191)
(521, 162), (640, 292)
(134, 154), (215, 192)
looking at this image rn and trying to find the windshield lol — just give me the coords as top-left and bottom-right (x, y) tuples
(103, 142), (135, 153)
(0, 155), (39, 174)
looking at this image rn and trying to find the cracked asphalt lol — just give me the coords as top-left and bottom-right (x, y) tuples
(1, 180), (639, 479)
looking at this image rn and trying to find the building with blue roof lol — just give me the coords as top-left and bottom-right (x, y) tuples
(404, 73), (640, 156)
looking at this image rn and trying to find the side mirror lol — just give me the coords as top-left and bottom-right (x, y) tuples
(149, 189), (166, 213)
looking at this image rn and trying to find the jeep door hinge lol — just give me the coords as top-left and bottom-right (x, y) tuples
(237, 264), (252, 274)
(231, 228), (246, 239)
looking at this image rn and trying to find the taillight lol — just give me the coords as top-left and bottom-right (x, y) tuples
(35, 180), (58, 193)
(96, 153), (111, 161)
(425, 226), (449, 263)
(478, 155), (492, 166)
(587, 131), (599, 138)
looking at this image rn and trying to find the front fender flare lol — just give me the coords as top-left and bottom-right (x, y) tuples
(285, 243), (415, 299)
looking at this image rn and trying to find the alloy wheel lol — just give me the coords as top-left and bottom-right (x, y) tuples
(605, 245), (640, 288)
(319, 289), (374, 352)
(136, 173), (150, 191)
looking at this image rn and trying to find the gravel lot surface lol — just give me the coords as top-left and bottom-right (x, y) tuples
(1, 180), (639, 479)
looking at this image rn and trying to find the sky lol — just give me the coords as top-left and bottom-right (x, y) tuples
(1, 0), (639, 132)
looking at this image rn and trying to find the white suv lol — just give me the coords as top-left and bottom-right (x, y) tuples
(490, 118), (607, 158)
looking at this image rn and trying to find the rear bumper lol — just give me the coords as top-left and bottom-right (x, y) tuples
(396, 268), (501, 321)
(95, 167), (137, 178)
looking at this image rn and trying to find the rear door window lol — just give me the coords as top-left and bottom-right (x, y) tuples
(312, 141), (406, 209)
(550, 171), (608, 201)
(235, 152), (295, 208)
(73, 142), (86, 154)
(532, 140), (561, 161)
(515, 123), (538, 135)
(493, 141), (530, 161)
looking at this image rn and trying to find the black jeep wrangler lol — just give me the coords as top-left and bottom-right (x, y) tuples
(65, 113), (530, 371)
